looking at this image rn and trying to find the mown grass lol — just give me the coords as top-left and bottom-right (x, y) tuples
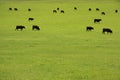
(0, 0), (120, 80)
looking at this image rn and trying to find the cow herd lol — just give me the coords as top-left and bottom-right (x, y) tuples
(15, 25), (40, 31)
(9, 7), (31, 11)
(15, 17), (40, 31)
(9, 7), (119, 34)
(9, 7), (40, 31)
(53, 8), (65, 13)
(86, 7), (118, 34)
(53, 7), (78, 13)
(52, 7), (118, 15)
(52, 7), (117, 34)
(86, 18), (113, 34)
(9, 8), (18, 11)
(88, 8), (118, 14)
(86, 26), (113, 34)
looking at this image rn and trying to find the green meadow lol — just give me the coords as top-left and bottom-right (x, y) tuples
(0, 0), (120, 80)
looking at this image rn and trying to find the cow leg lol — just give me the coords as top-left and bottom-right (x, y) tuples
(32, 27), (34, 30)
(102, 31), (105, 34)
(21, 28), (23, 31)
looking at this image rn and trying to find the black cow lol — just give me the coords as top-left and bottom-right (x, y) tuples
(9, 8), (12, 10)
(53, 10), (57, 13)
(61, 10), (64, 13)
(28, 18), (34, 21)
(28, 8), (31, 11)
(101, 12), (105, 15)
(74, 7), (77, 10)
(14, 8), (17, 10)
(57, 8), (59, 10)
(15, 25), (25, 31)
(115, 10), (118, 13)
(88, 8), (92, 11)
(86, 26), (94, 31)
(32, 25), (40, 30)
(94, 19), (102, 23)
(102, 28), (113, 34)
(96, 8), (100, 11)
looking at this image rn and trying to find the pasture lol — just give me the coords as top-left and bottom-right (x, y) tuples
(0, 0), (120, 80)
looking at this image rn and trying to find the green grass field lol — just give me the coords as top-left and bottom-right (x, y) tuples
(0, 0), (120, 80)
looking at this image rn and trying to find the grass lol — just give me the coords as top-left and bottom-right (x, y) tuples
(0, 0), (120, 80)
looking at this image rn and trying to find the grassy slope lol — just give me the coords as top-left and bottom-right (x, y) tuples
(0, 1), (120, 80)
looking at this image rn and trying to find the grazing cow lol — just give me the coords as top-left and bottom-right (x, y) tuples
(28, 18), (34, 21)
(32, 25), (40, 30)
(57, 8), (59, 10)
(28, 8), (31, 11)
(101, 12), (105, 15)
(15, 25), (25, 31)
(74, 7), (77, 10)
(14, 8), (17, 10)
(53, 10), (57, 13)
(115, 10), (118, 13)
(9, 8), (12, 10)
(86, 26), (94, 31)
(102, 28), (112, 34)
(88, 8), (92, 11)
(94, 19), (102, 23)
(96, 8), (99, 11)
(61, 10), (64, 13)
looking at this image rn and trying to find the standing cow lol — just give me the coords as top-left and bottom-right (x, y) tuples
(101, 12), (105, 15)
(28, 8), (31, 11)
(88, 8), (92, 11)
(74, 7), (77, 10)
(102, 28), (113, 34)
(94, 19), (102, 23)
(96, 8), (100, 11)
(14, 8), (18, 11)
(15, 25), (25, 31)
(86, 26), (94, 31)
(28, 18), (34, 21)
(115, 10), (118, 13)
(53, 10), (57, 13)
(57, 8), (60, 10)
(32, 25), (40, 30)
(9, 8), (12, 10)
(61, 10), (64, 13)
